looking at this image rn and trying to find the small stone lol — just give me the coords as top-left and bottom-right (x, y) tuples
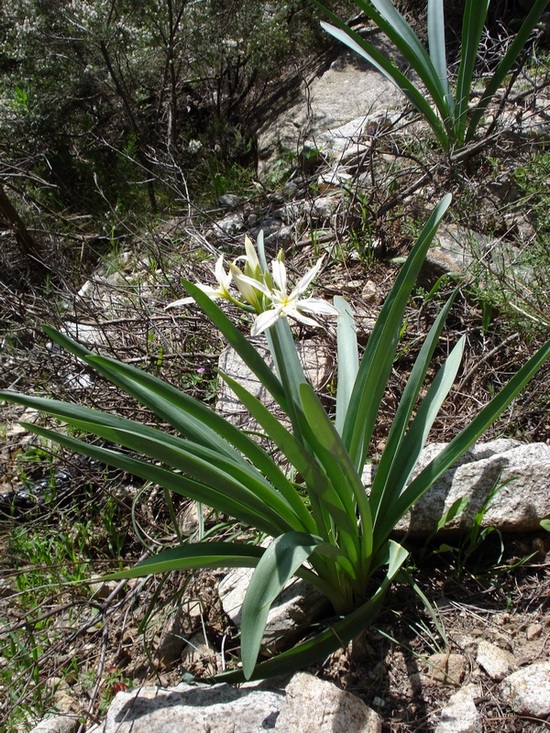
(218, 194), (242, 209)
(180, 599), (204, 633)
(424, 653), (466, 685)
(155, 607), (186, 665)
(211, 212), (245, 237)
(0, 578), (15, 598)
(344, 279), (364, 291)
(361, 279), (380, 304)
(178, 501), (201, 536)
(500, 661), (550, 717)
(181, 632), (217, 674)
(435, 684), (481, 733)
(526, 623), (543, 641)
(90, 578), (124, 603)
(476, 640), (516, 681)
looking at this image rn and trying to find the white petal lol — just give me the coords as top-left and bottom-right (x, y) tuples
(165, 296), (194, 309)
(234, 271), (272, 298)
(297, 297), (338, 316)
(230, 266), (262, 306)
(244, 235), (260, 276)
(291, 256), (325, 298)
(289, 309), (321, 328)
(271, 259), (287, 292)
(251, 307), (281, 335)
(214, 255), (231, 290)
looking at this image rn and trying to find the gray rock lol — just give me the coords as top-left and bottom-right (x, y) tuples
(425, 225), (534, 287)
(500, 661), (550, 717)
(264, 224), (295, 249)
(218, 194), (243, 209)
(87, 682), (284, 733)
(89, 674), (382, 733)
(257, 44), (403, 178)
(425, 225), (476, 277)
(274, 672), (382, 732)
(211, 212), (245, 238)
(363, 440), (550, 537)
(476, 640), (517, 681)
(526, 623), (543, 641)
(435, 684), (481, 733)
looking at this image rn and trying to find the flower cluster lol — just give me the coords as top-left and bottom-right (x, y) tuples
(167, 234), (338, 336)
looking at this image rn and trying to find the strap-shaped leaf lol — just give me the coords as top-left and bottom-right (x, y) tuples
(219, 372), (345, 542)
(427, 0), (452, 111)
(43, 326), (295, 504)
(240, 531), (322, 679)
(466, 0), (549, 143)
(319, 19), (449, 149)
(369, 292), (456, 514)
(19, 423), (288, 537)
(334, 296), (359, 435)
(298, 382), (370, 563)
(266, 317), (307, 440)
(454, 0), (490, 143)
(372, 336), (466, 544)
(363, 0), (449, 115)
(182, 280), (287, 409)
(104, 543), (264, 579)
(0, 388), (298, 533)
(343, 195), (451, 471)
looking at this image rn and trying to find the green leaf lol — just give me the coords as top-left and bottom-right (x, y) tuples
(298, 383), (371, 562)
(241, 532), (322, 679)
(369, 293), (456, 514)
(372, 335), (466, 543)
(343, 194), (451, 471)
(44, 327), (279, 479)
(319, 18), (449, 149)
(17, 422), (288, 537)
(182, 280), (287, 408)
(3, 386), (298, 532)
(103, 543), (264, 580)
(367, 0), (448, 114)
(454, 0), (490, 142)
(266, 317), (307, 439)
(334, 296), (359, 436)
(216, 371), (317, 534)
(435, 495), (470, 533)
(219, 372), (346, 545)
(427, 0), (452, 110)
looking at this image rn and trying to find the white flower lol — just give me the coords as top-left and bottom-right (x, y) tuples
(240, 256), (338, 335)
(229, 262), (264, 310)
(165, 255), (232, 309)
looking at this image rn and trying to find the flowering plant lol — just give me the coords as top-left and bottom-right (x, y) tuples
(1, 195), (548, 681)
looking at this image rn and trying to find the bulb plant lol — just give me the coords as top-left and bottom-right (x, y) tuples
(315, 0), (549, 152)
(1, 195), (549, 682)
